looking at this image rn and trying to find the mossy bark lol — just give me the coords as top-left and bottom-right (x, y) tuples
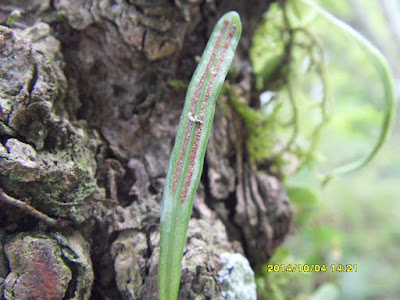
(0, 0), (292, 299)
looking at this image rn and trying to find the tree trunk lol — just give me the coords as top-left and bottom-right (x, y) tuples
(0, 0), (292, 299)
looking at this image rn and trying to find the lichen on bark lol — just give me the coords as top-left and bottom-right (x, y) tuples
(3, 230), (93, 300)
(0, 24), (103, 223)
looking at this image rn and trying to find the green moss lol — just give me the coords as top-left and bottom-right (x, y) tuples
(250, 4), (289, 90)
(230, 96), (278, 167)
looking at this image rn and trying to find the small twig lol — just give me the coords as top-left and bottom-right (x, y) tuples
(0, 188), (71, 227)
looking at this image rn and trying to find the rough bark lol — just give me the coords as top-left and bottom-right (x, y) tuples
(0, 1), (292, 299)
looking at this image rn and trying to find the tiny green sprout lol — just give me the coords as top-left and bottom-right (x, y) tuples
(169, 80), (188, 90)
(158, 11), (242, 300)
(6, 10), (21, 26)
(56, 11), (70, 30)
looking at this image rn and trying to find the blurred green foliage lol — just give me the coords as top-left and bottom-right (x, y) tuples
(249, 0), (400, 299)
(247, 0), (395, 178)
(249, 0), (333, 175)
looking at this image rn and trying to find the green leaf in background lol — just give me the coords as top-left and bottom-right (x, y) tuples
(286, 185), (319, 225)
